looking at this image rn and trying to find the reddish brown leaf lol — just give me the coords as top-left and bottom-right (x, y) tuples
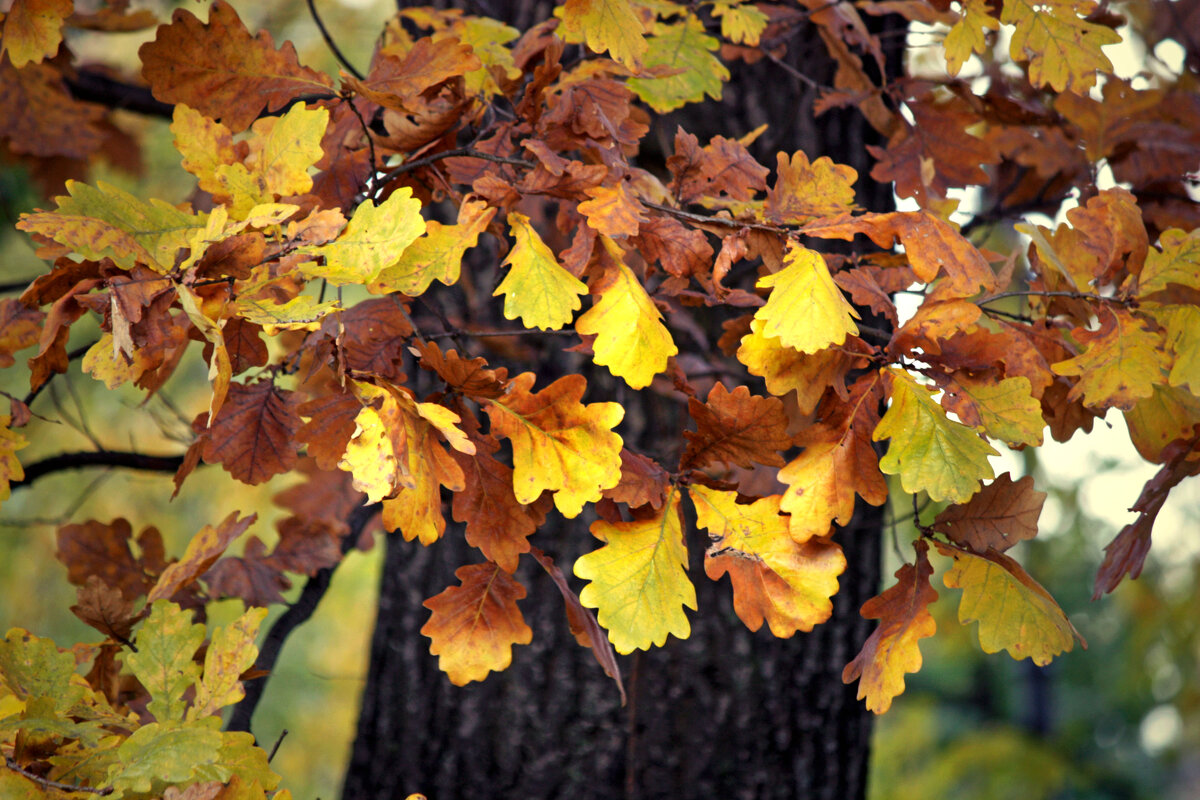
(632, 215), (714, 282)
(0, 298), (43, 368)
(933, 474), (1046, 554)
(316, 297), (413, 382)
(71, 576), (140, 642)
(412, 341), (510, 399)
(666, 126), (768, 202)
(347, 36), (481, 111)
(205, 537), (292, 607)
(297, 390), (361, 471)
(603, 449), (669, 510)
(681, 383), (791, 471)
(265, 516), (343, 576)
(217, 318), (268, 375)
(273, 457), (368, 543)
(0, 57), (104, 158)
(56, 518), (151, 600)
(201, 380), (302, 485)
(529, 546), (625, 705)
(139, 0), (332, 132)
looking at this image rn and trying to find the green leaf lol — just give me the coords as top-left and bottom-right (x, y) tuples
(629, 15), (728, 113)
(125, 600), (206, 722)
(107, 720), (224, 796)
(874, 368), (998, 503)
(0, 628), (80, 709)
(493, 212), (587, 330)
(300, 188), (426, 285)
(17, 180), (208, 272)
(369, 196), (496, 296)
(218, 731), (282, 791)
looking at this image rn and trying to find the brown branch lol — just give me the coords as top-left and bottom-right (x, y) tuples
(306, 0), (363, 80)
(12, 450), (187, 491)
(373, 147), (535, 190)
(225, 501), (381, 737)
(980, 289), (1131, 307)
(640, 199), (784, 235)
(64, 68), (173, 119)
(4, 755), (114, 795)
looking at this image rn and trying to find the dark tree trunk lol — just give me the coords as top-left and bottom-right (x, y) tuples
(344, 9), (903, 800)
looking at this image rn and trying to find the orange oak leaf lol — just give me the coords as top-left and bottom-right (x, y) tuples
(680, 383), (791, 471)
(201, 380), (303, 485)
(529, 547), (625, 704)
(766, 150), (857, 224)
(347, 36), (481, 111)
(842, 539), (938, 714)
(484, 372), (624, 518)
(421, 562), (533, 685)
(932, 473), (1046, 554)
(603, 449), (669, 510)
(0, 414), (27, 504)
(779, 374), (888, 542)
(452, 419), (547, 573)
(577, 182), (649, 238)
(0, 299), (42, 368)
(147, 512), (256, 604)
(139, 0), (333, 132)
(803, 211), (996, 299)
(695, 485), (846, 637)
(412, 341), (509, 399)
(735, 318), (867, 414)
(630, 214), (713, 282)
(297, 390), (361, 471)
(666, 126), (768, 203)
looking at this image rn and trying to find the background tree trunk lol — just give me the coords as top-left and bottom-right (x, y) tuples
(344, 9), (904, 800)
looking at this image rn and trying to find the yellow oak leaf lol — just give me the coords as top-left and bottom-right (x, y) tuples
(710, 0), (769, 46)
(577, 183), (648, 238)
(936, 541), (1085, 665)
(300, 188), (425, 285)
(765, 150), (858, 224)
(692, 485), (846, 637)
(370, 196), (496, 296)
(82, 333), (154, 389)
(843, 539), (938, 713)
(1002, 0), (1120, 94)
(940, 373), (1046, 447)
(1050, 308), (1168, 411)
(628, 15), (728, 113)
(338, 385), (410, 504)
(494, 212), (587, 330)
(558, 0), (647, 70)
(1150, 305), (1200, 393)
(1, 414), (28, 507)
(1138, 228), (1200, 296)
(176, 283), (232, 423)
(874, 368), (997, 503)
(1124, 384), (1200, 463)
(753, 242), (859, 354)
(148, 511), (257, 604)
(1, 0), (72, 68)
(943, 0), (999, 76)
(735, 318), (865, 413)
(212, 103), (328, 217)
(233, 294), (340, 332)
(575, 490), (695, 653)
(454, 17), (520, 97)
(17, 180), (208, 272)
(484, 372), (623, 517)
(189, 606), (268, 719)
(575, 249), (677, 389)
(421, 563), (533, 685)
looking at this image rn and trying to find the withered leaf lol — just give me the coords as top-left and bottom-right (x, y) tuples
(201, 380), (302, 485)
(680, 383), (791, 471)
(933, 473), (1045, 554)
(71, 576), (140, 642)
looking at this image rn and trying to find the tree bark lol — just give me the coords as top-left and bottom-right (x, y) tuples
(344, 9), (903, 800)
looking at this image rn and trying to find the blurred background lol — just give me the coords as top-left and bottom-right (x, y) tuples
(2, 1), (1199, 799)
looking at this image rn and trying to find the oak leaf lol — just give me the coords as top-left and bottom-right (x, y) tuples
(754, 242), (859, 354)
(938, 373), (1046, 447)
(604, 449), (669, 511)
(297, 391), (361, 471)
(575, 490), (696, 653)
(204, 537), (292, 607)
(484, 372), (624, 517)
(56, 518), (155, 601)
(370, 196), (495, 296)
(125, 600), (206, 721)
(70, 576), (140, 642)
(936, 541), (1084, 665)
(766, 151), (857, 224)
(873, 368), (997, 503)
(680, 383), (791, 471)
(943, 0), (999, 75)
(189, 606), (268, 720)
(1002, 0), (1120, 94)
(0, 298), (42, 367)
(842, 539), (938, 713)
(1123, 384), (1200, 463)
(201, 380), (302, 485)
(693, 485), (846, 637)
(711, 0), (769, 45)
(1138, 228), (1200, 296)
(577, 182), (648, 238)
(147, 512), (257, 604)
(348, 36), (481, 110)
(0, 0), (71, 68)
(628, 16), (728, 113)
(421, 562), (533, 685)
(412, 341), (509, 399)
(300, 188), (425, 285)
(494, 212), (587, 330)
(736, 318), (864, 413)
(932, 473), (1046, 554)
(1, 414), (29, 506)
(575, 251), (677, 389)
(139, 0), (333, 132)
(1050, 308), (1167, 411)
(558, 0), (647, 70)
(666, 127), (768, 203)
(0, 58), (104, 159)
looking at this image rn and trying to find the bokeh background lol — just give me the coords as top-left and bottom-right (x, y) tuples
(2, 2), (1199, 798)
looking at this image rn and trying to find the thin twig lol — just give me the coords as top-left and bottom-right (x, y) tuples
(640, 200), (783, 235)
(305, 0), (364, 80)
(426, 327), (576, 340)
(980, 289), (1130, 306)
(4, 755), (114, 795)
(267, 729), (289, 763)
(373, 147), (534, 192)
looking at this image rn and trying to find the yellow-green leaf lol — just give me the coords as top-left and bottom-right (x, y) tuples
(124, 601), (206, 723)
(233, 294), (340, 332)
(874, 368), (997, 503)
(213, 103), (328, 216)
(944, 0), (999, 76)
(1139, 228), (1200, 296)
(629, 15), (728, 113)
(692, 485), (846, 637)
(575, 490), (695, 653)
(300, 188), (425, 285)
(754, 242), (859, 354)
(494, 212), (587, 331)
(1001, 0), (1121, 94)
(371, 196), (496, 296)
(557, 0), (647, 70)
(1, 414), (28, 508)
(1050, 308), (1168, 411)
(710, 0), (769, 46)
(936, 541), (1084, 665)
(576, 246), (677, 389)
(108, 721), (224, 796)
(943, 374), (1045, 447)
(189, 607), (268, 720)
(0, 0), (72, 68)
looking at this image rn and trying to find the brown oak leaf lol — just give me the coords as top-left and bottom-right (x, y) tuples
(933, 473), (1046, 554)
(201, 380), (302, 484)
(680, 383), (791, 471)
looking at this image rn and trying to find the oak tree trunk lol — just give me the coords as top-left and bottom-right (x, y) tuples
(344, 8), (903, 799)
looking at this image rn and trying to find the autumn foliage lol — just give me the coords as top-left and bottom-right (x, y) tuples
(2, 0), (1200, 796)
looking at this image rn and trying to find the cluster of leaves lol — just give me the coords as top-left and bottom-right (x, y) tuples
(2, 0), (1200, 793)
